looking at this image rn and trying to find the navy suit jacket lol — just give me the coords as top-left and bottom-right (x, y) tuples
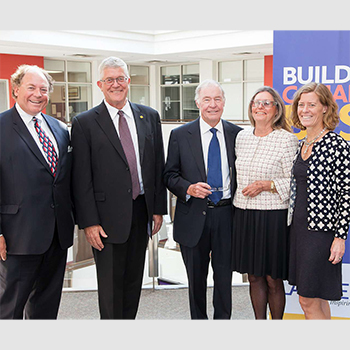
(71, 101), (167, 243)
(164, 118), (242, 248)
(0, 106), (75, 254)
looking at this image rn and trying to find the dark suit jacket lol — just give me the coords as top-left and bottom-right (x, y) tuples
(163, 117), (242, 248)
(0, 107), (75, 254)
(71, 101), (167, 244)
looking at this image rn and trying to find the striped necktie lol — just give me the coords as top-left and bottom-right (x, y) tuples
(33, 117), (58, 177)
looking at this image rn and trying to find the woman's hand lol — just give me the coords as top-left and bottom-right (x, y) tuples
(329, 237), (345, 265)
(242, 181), (271, 198)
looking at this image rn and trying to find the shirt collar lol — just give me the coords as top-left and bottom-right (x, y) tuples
(199, 117), (223, 135)
(15, 103), (43, 126)
(104, 99), (132, 120)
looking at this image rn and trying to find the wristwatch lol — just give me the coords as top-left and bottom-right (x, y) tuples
(270, 181), (276, 193)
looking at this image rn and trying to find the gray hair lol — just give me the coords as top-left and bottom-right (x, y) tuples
(195, 79), (226, 103)
(98, 56), (129, 79)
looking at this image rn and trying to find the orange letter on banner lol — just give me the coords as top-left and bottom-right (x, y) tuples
(339, 103), (350, 141)
(283, 86), (297, 104)
(333, 85), (348, 103)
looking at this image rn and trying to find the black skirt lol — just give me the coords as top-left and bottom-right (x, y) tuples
(231, 208), (289, 280)
(288, 152), (342, 300)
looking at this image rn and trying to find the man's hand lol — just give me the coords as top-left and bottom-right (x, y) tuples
(187, 182), (212, 199)
(84, 225), (108, 251)
(152, 215), (163, 236)
(0, 236), (7, 261)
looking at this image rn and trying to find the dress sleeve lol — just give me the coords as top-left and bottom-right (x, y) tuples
(334, 138), (350, 240)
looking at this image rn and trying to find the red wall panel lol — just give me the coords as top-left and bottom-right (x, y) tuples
(0, 53), (44, 107)
(264, 55), (273, 87)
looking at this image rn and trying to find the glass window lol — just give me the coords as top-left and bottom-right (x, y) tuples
(130, 86), (149, 106)
(67, 61), (91, 83)
(244, 59), (264, 81)
(161, 86), (180, 120)
(46, 83), (66, 123)
(44, 59), (65, 82)
(218, 58), (264, 123)
(130, 66), (149, 85)
(161, 66), (180, 85)
(183, 85), (198, 120)
(222, 83), (242, 120)
(129, 65), (149, 106)
(182, 64), (199, 84)
(44, 59), (92, 124)
(0, 79), (9, 113)
(160, 64), (199, 121)
(219, 61), (242, 82)
(68, 84), (92, 120)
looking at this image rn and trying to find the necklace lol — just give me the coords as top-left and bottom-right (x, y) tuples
(303, 127), (327, 154)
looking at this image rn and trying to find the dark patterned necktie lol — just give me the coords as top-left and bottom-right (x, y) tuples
(33, 117), (58, 177)
(207, 128), (223, 204)
(118, 110), (140, 200)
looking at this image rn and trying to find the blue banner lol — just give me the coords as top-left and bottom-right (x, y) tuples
(273, 30), (350, 264)
(273, 31), (350, 318)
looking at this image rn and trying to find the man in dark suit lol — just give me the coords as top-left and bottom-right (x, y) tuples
(164, 80), (242, 319)
(71, 57), (167, 319)
(0, 65), (75, 319)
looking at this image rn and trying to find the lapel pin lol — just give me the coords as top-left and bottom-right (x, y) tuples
(140, 115), (144, 119)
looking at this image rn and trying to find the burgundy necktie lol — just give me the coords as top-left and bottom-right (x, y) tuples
(118, 110), (140, 200)
(33, 117), (58, 177)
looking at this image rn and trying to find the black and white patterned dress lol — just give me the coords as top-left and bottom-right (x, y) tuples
(288, 131), (350, 300)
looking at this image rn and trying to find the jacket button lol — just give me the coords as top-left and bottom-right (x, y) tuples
(202, 211), (206, 215)
(128, 189), (131, 193)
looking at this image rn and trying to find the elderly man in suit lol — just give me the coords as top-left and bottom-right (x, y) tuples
(0, 65), (75, 319)
(71, 57), (167, 319)
(164, 80), (242, 319)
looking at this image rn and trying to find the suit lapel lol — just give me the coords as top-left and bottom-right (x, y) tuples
(222, 120), (235, 168)
(130, 102), (146, 164)
(11, 108), (52, 175)
(94, 102), (128, 166)
(187, 118), (206, 181)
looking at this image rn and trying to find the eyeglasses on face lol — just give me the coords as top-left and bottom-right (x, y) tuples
(100, 76), (129, 85)
(251, 100), (277, 108)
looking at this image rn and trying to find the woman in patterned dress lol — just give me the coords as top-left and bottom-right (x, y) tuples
(232, 86), (299, 319)
(288, 82), (350, 319)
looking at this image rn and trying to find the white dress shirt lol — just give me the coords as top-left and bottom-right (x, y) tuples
(199, 117), (230, 199)
(15, 103), (60, 163)
(104, 99), (144, 194)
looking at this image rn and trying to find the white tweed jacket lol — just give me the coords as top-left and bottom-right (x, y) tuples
(233, 128), (299, 210)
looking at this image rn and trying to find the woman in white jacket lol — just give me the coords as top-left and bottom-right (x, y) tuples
(232, 86), (298, 319)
